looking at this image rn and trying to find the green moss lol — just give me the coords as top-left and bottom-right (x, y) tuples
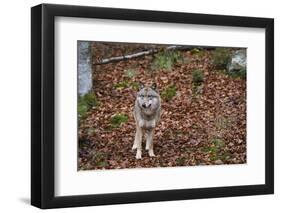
(80, 93), (98, 107)
(97, 161), (108, 167)
(93, 152), (108, 167)
(190, 48), (201, 55)
(124, 68), (137, 78)
(192, 69), (204, 85)
(110, 114), (128, 128)
(239, 68), (247, 79)
(201, 138), (233, 163)
(114, 81), (129, 90)
(227, 68), (247, 79)
(176, 157), (186, 166)
(152, 50), (183, 71)
(200, 146), (212, 153)
(212, 48), (232, 69)
(211, 138), (225, 148)
(201, 145), (219, 153)
(78, 104), (88, 120)
(191, 69), (204, 98)
(114, 81), (141, 90)
(161, 85), (177, 101)
(190, 48), (205, 57)
(130, 82), (140, 91)
(201, 138), (225, 160)
(210, 154), (219, 161)
(219, 152), (233, 161)
(78, 93), (98, 121)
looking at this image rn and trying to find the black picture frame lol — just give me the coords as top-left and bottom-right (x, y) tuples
(31, 3), (274, 209)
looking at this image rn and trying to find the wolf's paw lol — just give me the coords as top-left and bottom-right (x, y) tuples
(148, 149), (155, 157)
(145, 145), (149, 150)
(136, 151), (142, 159)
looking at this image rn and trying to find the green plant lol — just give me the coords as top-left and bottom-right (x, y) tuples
(191, 69), (204, 97)
(152, 50), (183, 70)
(110, 114), (128, 128)
(114, 81), (129, 90)
(79, 93), (98, 107)
(238, 68), (247, 79)
(161, 85), (177, 101)
(201, 138), (226, 161)
(124, 68), (137, 78)
(190, 48), (205, 58)
(78, 93), (98, 120)
(176, 157), (186, 166)
(215, 116), (232, 130)
(200, 146), (212, 153)
(192, 69), (204, 85)
(219, 152), (233, 161)
(114, 81), (141, 90)
(130, 82), (140, 91)
(78, 104), (88, 120)
(93, 152), (108, 167)
(227, 68), (247, 79)
(191, 84), (204, 97)
(212, 48), (232, 69)
(211, 138), (225, 148)
(97, 161), (108, 167)
(190, 48), (201, 55)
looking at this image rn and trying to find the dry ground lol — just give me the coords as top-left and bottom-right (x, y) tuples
(78, 46), (246, 170)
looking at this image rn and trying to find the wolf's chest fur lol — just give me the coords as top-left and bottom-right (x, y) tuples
(134, 104), (161, 129)
(138, 116), (157, 129)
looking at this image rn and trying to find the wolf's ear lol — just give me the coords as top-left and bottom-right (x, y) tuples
(151, 83), (157, 91)
(139, 82), (145, 90)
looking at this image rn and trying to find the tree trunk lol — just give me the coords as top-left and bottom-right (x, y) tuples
(78, 41), (92, 96)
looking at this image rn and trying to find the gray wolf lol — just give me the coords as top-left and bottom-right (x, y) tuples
(132, 83), (161, 159)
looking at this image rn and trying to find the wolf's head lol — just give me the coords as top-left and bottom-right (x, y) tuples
(136, 83), (161, 116)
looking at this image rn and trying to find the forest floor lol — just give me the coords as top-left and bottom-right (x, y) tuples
(78, 46), (246, 170)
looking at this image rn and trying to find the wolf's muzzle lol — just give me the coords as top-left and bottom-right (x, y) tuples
(142, 103), (151, 108)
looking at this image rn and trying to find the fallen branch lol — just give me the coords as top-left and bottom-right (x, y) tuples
(93, 48), (158, 65)
(93, 45), (182, 65)
(92, 45), (215, 65)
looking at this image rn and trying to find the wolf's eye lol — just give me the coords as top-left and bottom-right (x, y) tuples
(140, 95), (144, 98)
(148, 95), (152, 98)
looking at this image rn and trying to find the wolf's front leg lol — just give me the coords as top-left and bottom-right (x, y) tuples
(146, 129), (155, 157)
(133, 126), (143, 159)
(132, 125), (140, 149)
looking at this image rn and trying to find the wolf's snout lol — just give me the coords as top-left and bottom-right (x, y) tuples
(142, 103), (151, 108)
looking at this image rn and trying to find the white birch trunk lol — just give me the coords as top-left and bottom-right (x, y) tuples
(78, 41), (92, 96)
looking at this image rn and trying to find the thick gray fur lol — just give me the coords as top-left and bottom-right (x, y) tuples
(132, 84), (161, 159)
